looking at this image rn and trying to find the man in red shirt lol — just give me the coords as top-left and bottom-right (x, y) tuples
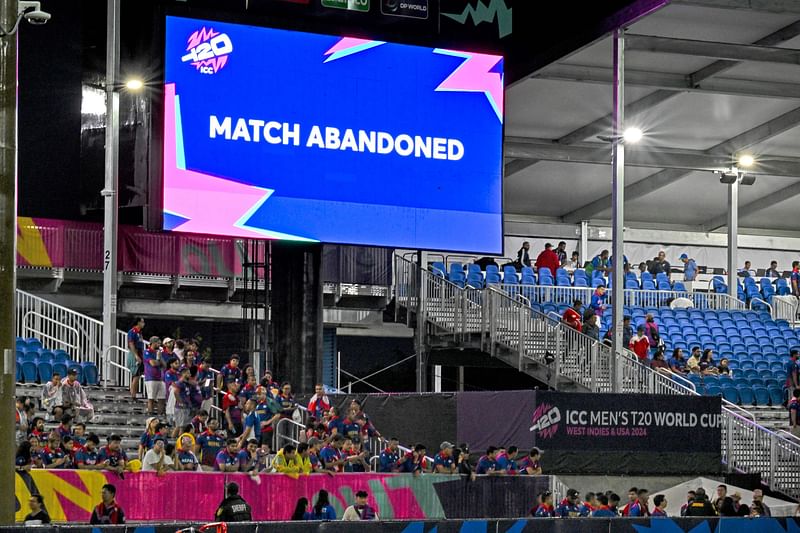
(562, 300), (583, 332)
(307, 383), (331, 421)
(629, 326), (651, 360)
(534, 243), (560, 277)
(90, 484), (125, 524)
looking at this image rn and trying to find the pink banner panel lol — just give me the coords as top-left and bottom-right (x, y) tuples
(16, 471), (452, 523)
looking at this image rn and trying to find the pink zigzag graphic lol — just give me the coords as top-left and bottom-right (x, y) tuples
(163, 83), (274, 239)
(323, 37), (385, 62)
(434, 50), (504, 123)
(186, 27), (219, 50)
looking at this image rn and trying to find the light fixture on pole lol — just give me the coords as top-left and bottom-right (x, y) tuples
(124, 78), (144, 91)
(716, 154), (756, 301)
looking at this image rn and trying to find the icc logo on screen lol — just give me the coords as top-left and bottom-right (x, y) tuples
(529, 403), (561, 439)
(181, 27), (234, 75)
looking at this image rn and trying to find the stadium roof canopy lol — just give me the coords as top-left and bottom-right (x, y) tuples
(504, 0), (800, 236)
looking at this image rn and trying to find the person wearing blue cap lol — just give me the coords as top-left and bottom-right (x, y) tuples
(680, 253), (697, 281)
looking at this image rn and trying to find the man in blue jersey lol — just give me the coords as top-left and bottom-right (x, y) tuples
(516, 447), (542, 475)
(143, 337), (165, 416)
(495, 445), (519, 474)
(579, 492), (598, 516)
(556, 489), (581, 518)
(652, 495), (668, 517)
(397, 443), (428, 475)
(214, 438), (243, 472)
(196, 418), (225, 471)
(320, 434), (346, 472)
(475, 446), (499, 475)
(592, 494), (618, 517)
(532, 491), (555, 517)
(786, 351), (800, 391)
(433, 441), (456, 474)
(626, 489), (651, 517)
(76, 434), (103, 470)
(378, 437), (400, 472)
(680, 254), (697, 281)
(126, 317), (145, 401)
(789, 388), (800, 438)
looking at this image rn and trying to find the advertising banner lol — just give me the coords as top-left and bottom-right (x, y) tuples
(14, 471), (547, 523)
(529, 391), (723, 475)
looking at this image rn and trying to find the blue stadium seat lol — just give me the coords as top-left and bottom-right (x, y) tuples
(449, 263), (464, 279)
(82, 362), (99, 386)
(431, 261), (446, 277)
(37, 361), (53, 383)
(15, 340), (26, 352)
(625, 280), (639, 289)
(52, 362), (67, 377)
(450, 270), (466, 288)
(642, 280), (656, 290)
(769, 361), (784, 373)
(556, 276), (571, 287)
(15, 360), (21, 382)
(521, 274), (536, 285)
(22, 351), (38, 362)
(486, 272), (501, 285)
(737, 386), (755, 405)
(467, 264), (481, 276)
(21, 360), (37, 383)
(574, 278), (588, 287)
(53, 350), (69, 362)
(503, 266), (519, 284)
(753, 386), (770, 406)
(38, 350), (54, 363)
(466, 273), (484, 288)
(673, 281), (687, 292)
(705, 384), (722, 397)
(540, 276), (554, 287)
(721, 386), (739, 405)
(658, 281), (671, 291)
(641, 272), (653, 283)
(555, 268), (568, 279)
(592, 278), (606, 288)
(486, 264), (499, 276)
(26, 339), (42, 350)
(521, 266), (535, 278)
(768, 386), (784, 406)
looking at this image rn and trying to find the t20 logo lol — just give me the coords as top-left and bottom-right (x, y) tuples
(529, 403), (561, 439)
(181, 27), (233, 75)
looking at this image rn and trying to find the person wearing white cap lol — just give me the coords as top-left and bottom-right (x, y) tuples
(433, 441), (456, 474)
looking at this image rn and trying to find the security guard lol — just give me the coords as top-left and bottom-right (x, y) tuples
(215, 482), (253, 522)
(683, 488), (717, 517)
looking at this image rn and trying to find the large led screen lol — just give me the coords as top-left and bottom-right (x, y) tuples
(164, 16), (504, 253)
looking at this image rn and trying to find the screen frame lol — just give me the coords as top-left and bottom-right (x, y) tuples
(160, 13), (505, 256)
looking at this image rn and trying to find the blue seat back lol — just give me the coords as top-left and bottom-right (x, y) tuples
(37, 361), (53, 383)
(721, 386), (739, 405)
(53, 350), (69, 362)
(82, 362), (99, 386)
(486, 272), (501, 284)
(21, 360), (37, 383)
(486, 265), (499, 276)
(737, 386), (755, 405)
(753, 387), (770, 406)
(52, 362), (68, 377)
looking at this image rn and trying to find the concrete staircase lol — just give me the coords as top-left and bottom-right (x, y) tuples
(17, 383), (150, 459)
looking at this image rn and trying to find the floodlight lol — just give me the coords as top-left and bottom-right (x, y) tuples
(737, 154), (754, 168)
(125, 79), (144, 91)
(622, 127), (643, 144)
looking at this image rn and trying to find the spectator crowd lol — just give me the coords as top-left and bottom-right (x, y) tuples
(531, 484), (774, 519)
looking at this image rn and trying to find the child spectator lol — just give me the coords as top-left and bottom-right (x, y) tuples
(40, 373), (63, 421)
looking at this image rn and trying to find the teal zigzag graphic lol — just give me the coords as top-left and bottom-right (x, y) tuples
(441, 0), (512, 39)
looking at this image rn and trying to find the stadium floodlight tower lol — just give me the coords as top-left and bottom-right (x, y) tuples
(596, 28), (643, 393)
(716, 154), (756, 301)
(0, 0), (51, 524)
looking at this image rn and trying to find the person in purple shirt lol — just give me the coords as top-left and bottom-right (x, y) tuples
(126, 317), (145, 401)
(217, 354), (243, 390)
(475, 446), (499, 475)
(143, 337), (165, 415)
(214, 438), (243, 472)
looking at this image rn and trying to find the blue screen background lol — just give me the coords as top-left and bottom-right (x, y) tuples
(164, 16), (503, 253)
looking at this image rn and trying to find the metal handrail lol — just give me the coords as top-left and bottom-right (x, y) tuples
(22, 311), (79, 353)
(102, 345), (131, 389)
(749, 297), (773, 317)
